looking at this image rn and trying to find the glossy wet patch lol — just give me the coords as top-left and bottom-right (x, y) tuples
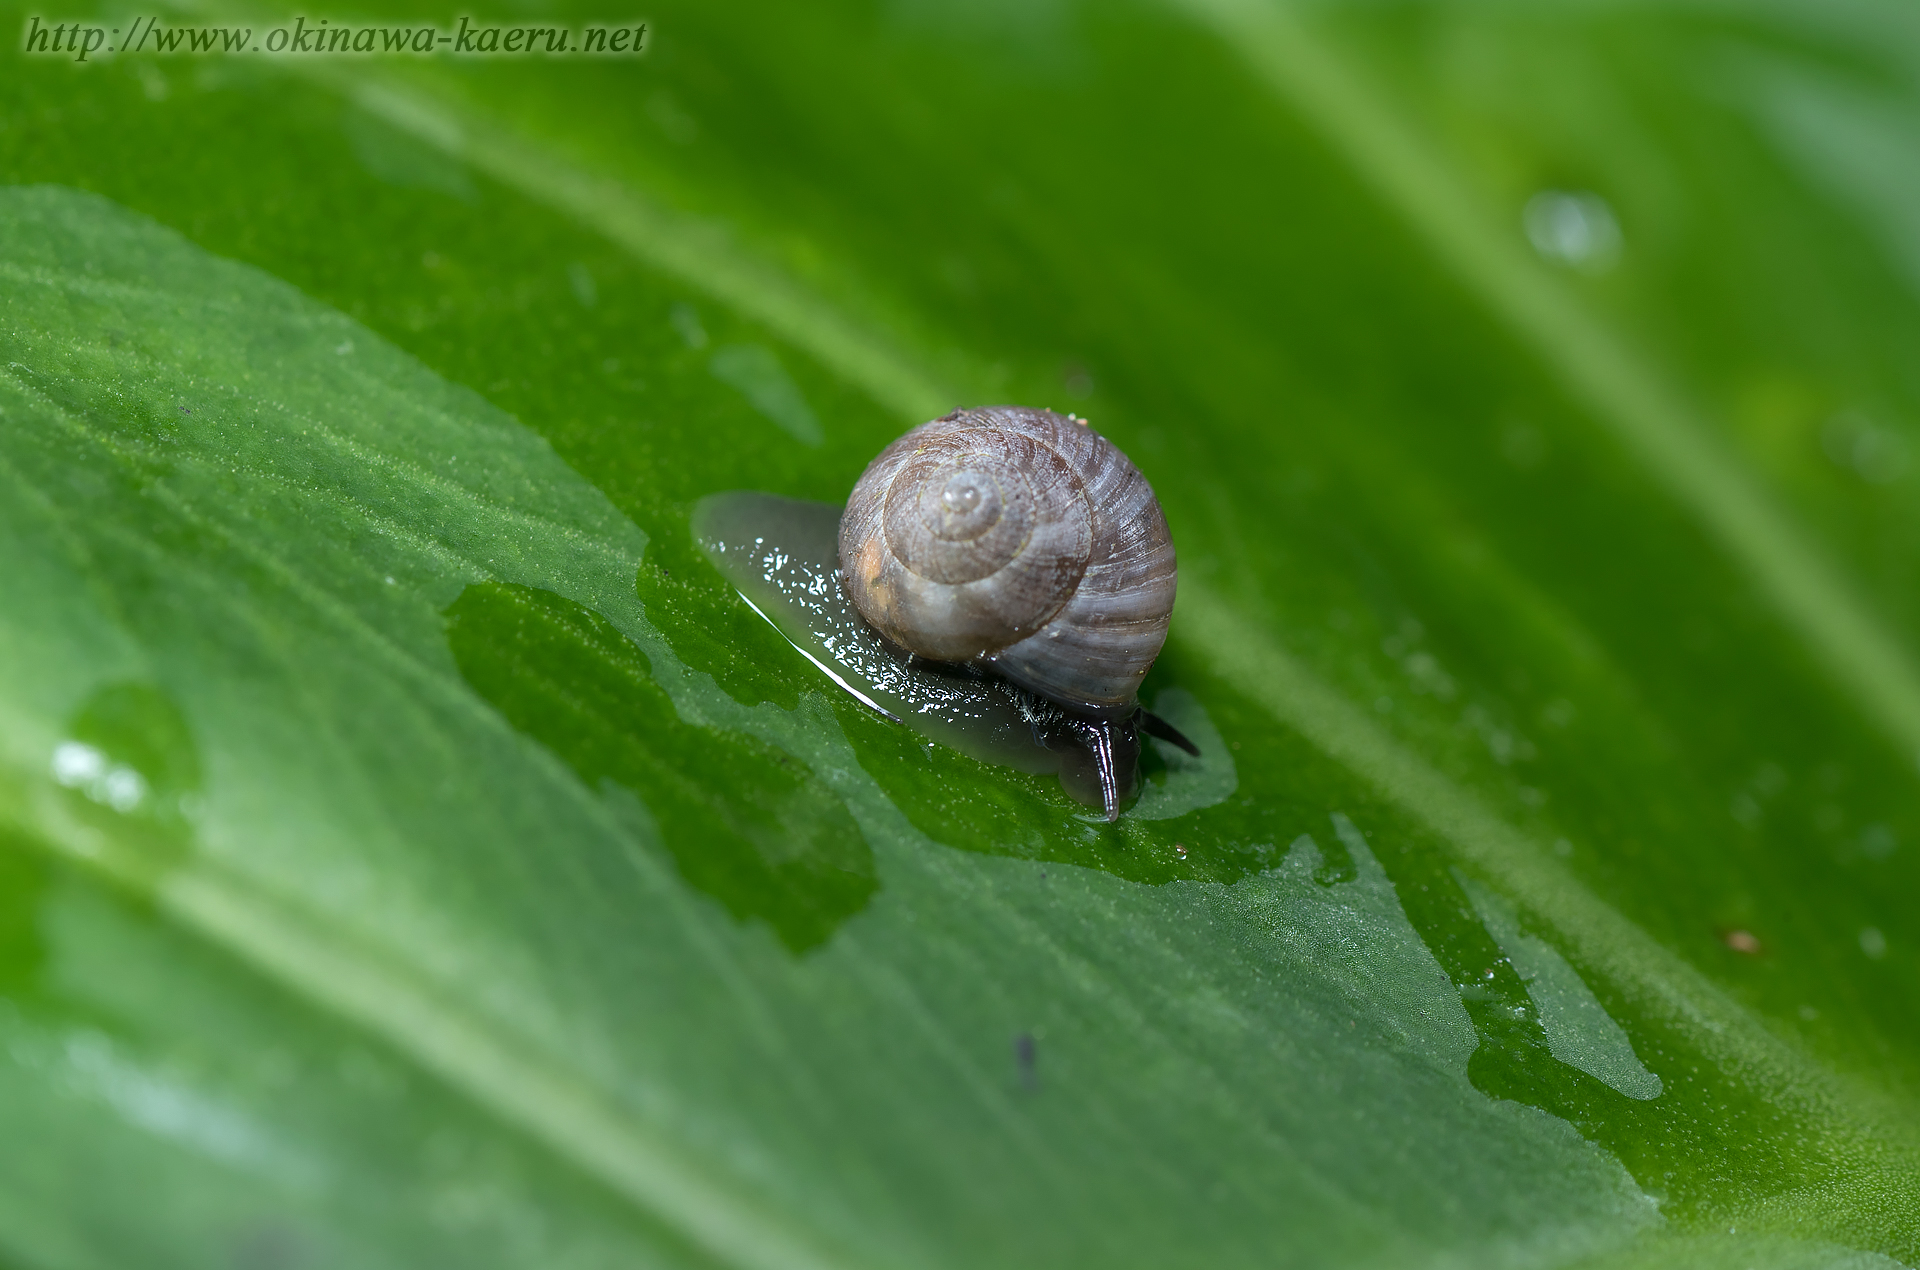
(1130, 688), (1236, 821)
(444, 580), (876, 953)
(1456, 871), (1662, 1101)
(692, 490), (1238, 819)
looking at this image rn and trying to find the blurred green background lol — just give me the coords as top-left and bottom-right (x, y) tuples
(1, 1), (1919, 1266)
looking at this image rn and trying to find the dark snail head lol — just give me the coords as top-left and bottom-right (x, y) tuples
(837, 406), (1185, 817)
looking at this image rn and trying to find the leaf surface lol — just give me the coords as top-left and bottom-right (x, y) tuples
(1, 3), (1918, 1266)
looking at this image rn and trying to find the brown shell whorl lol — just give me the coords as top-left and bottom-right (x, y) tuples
(839, 406), (1176, 715)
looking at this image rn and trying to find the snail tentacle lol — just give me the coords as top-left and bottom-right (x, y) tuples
(1067, 715), (1140, 823)
(1139, 707), (1200, 757)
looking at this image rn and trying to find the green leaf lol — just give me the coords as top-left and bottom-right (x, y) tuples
(444, 578), (875, 952)
(1, 2), (1919, 1267)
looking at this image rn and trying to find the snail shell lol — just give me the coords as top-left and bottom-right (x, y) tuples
(837, 406), (1176, 719)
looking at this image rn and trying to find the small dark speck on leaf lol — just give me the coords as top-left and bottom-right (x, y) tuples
(1014, 1032), (1038, 1091)
(178, 405), (191, 414)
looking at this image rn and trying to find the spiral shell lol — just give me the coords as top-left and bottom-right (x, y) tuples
(838, 406), (1176, 716)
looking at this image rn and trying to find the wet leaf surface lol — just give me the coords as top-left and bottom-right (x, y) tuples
(1, 3), (1919, 1266)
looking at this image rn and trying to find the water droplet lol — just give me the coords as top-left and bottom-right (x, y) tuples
(1823, 411), (1909, 485)
(1523, 190), (1622, 272)
(50, 741), (106, 788)
(670, 302), (708, 349)
(709, 345), (822, 446)
(1501, 422), (1547, 468)
(100, 766), (147, 813)
(52, 682), (203, 877)
(566, 261), (597, 308)
(1860, 823), (1897, 860)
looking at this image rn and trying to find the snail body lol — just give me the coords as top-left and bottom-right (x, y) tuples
(838, 406), (1189, 819)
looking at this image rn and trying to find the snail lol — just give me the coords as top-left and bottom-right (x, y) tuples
(837, 405), (1195, 820)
